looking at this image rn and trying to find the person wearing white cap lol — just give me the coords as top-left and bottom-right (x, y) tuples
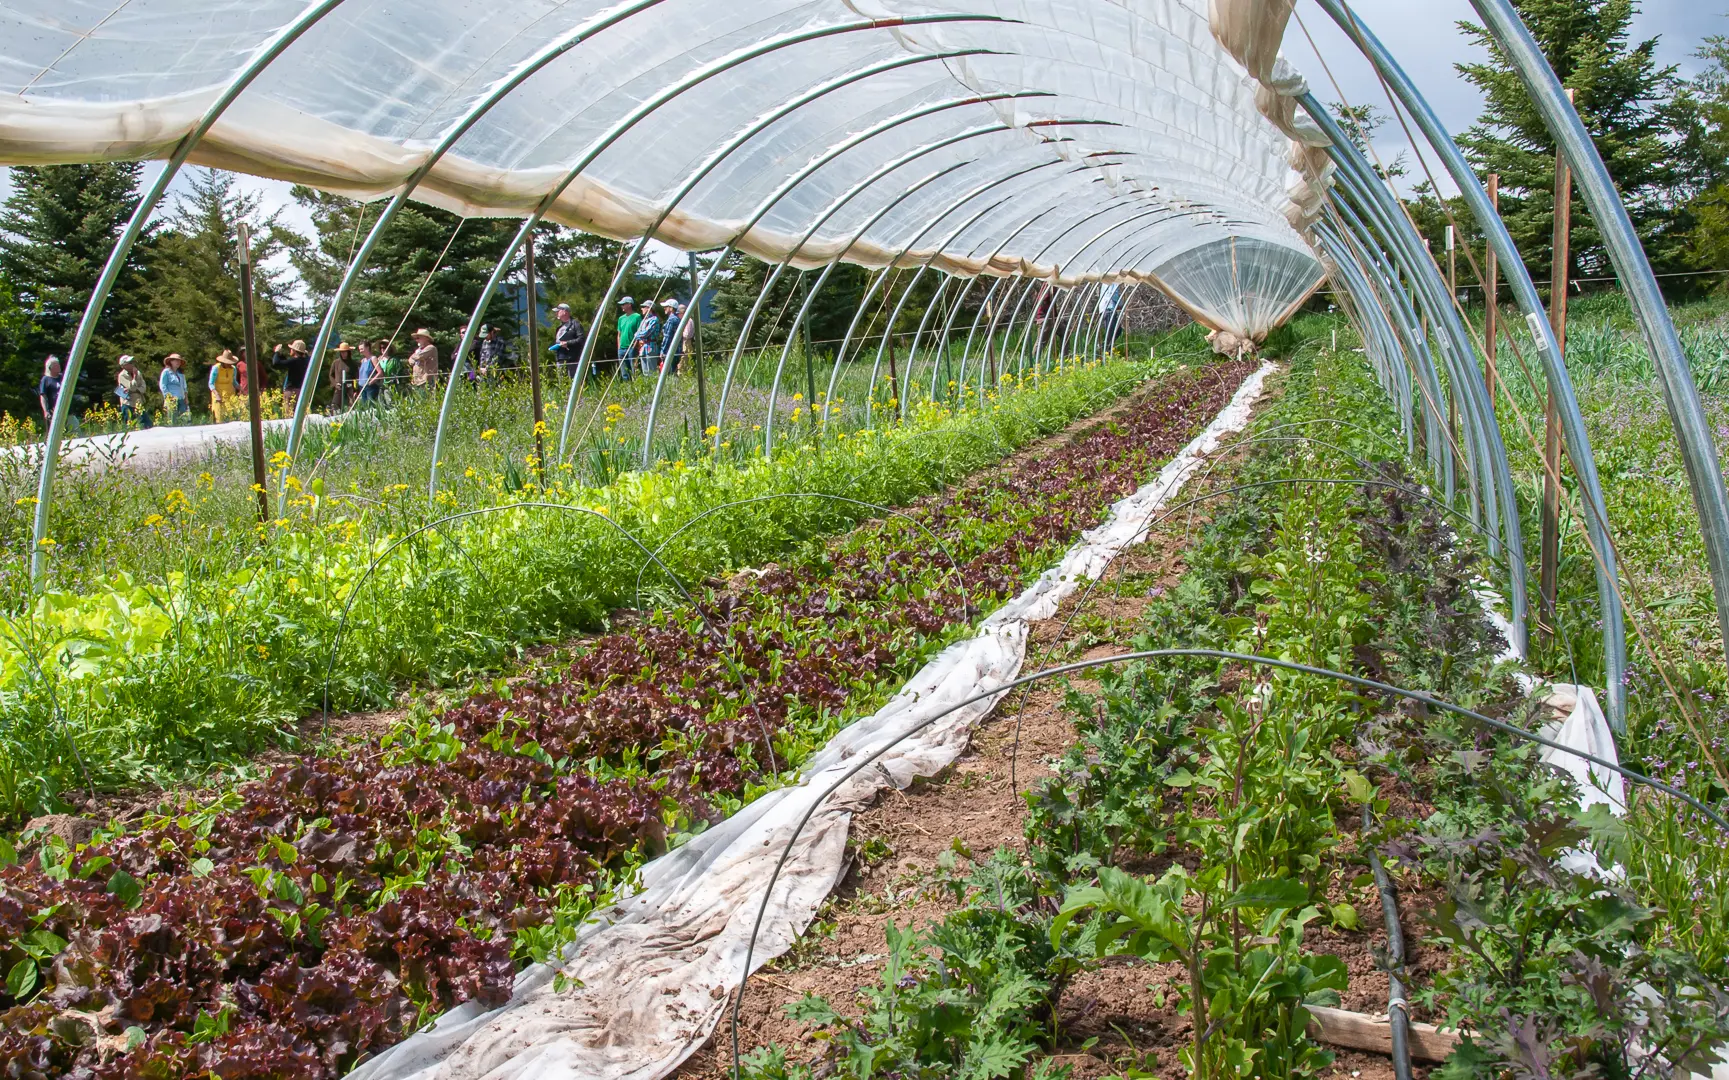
(615, 297), (642, 382)
(631, 301), (664, 378)
(116, 354), (149, 426)
(659, 299), (683, 375)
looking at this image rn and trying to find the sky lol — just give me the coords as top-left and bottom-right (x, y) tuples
(0, 0), (1722, 303)
(1286, 0), (1727, 196)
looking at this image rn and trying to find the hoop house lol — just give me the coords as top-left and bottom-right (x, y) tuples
(6, 0), (1729, 1075)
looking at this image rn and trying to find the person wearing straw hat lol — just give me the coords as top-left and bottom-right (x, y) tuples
(158, 353), (190, 423)
(615, 297), (641, 382)
(273, 340), (312, 416)
(207, 349), (240, 424)
(331, 341), (355, 411)
(408, 328), (439, 390)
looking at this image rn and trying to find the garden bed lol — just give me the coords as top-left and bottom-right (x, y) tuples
(700, 345), (1729, 1080)
(0, 359), (1254, 1078)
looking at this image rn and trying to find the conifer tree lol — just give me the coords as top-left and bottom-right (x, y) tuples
(286, 187), (521, 357)
(0, 164), (152, 415)
(128, 169), (296, 402)
(1455, 0), (1692, 288)
(1686, 35), (1729, 291)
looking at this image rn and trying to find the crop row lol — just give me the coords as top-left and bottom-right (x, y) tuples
(0, 360), (1255, 1077)
(0, 359), (1152, 822)
(738, 340), (1729, 1080)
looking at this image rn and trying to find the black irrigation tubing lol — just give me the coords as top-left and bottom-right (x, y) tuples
(1364, 802), (1414, 1080)
(1006, 473), (1549, 788)
(315, 501), (775, 769)
(728, 647), (1729, 1080)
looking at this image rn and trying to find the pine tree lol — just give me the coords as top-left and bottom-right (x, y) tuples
(1685, 35), (1729, 292)
(286, 187), (522, 360)
(0, 273), (36, 421)
(0, 163), (153, 415)
(537, 228), (673, 361)
(1455, 0), (1693, 291)
(126, 169), (296, 407)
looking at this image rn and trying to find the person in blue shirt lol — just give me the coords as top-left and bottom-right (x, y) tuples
(632, 306), (663, 378)
(158, 353), (190, 422)
(657, 299), (682, 374)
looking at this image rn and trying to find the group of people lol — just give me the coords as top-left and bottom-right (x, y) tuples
(550, 295), (694, 382)
(37, 351), (200, 430)
(32, 298), (697, 433)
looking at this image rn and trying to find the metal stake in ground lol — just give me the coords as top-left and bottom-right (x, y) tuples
(1541, 91), (1574, 636)
(1485, 173), (1500, 402)
(238, 222), (268, 524)
(801, 271), (819, 425)
(524, 230), (548, 488)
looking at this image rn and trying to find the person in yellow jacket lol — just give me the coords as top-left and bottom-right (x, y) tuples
(209, 349), (241, 423)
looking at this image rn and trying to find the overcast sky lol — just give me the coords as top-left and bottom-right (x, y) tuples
(0, 0), (1722, 302)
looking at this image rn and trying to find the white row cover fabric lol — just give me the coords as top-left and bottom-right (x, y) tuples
(344, 361), (1277, 1080)
(0, 0), (1324, 337)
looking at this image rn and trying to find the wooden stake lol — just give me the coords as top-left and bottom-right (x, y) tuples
(525, 229), (546, 488)
(1308, 1005), (1462, 1063)
(237, 223), (268, 524)
(1484, 174), (1500, 402)
(689, 251), (709, 440)
(1540, 93), (1573, 634)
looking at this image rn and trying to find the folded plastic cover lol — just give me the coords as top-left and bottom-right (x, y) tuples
(0, 0), (1323, 335)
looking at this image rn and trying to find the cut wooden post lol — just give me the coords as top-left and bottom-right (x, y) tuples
(237, 223), (268, 524)
(1540, 93), (1574, 634)
(885, 331), (901, 421)
(689, 251), (708, 439)
(525, 229), (546, 488)
(1308, 1005), (1463, 1063)
(1484, 174), (1500, 403)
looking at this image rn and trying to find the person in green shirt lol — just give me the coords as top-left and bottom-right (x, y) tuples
(615, 296), (642, 383)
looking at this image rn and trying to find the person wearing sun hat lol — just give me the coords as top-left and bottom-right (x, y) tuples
(206, 349), (240, 424)
(272, 339), (312, 416)
(408, 328), (439, 390)
(158, 353), (191, 423)
(331, 341), (355, 410)
(615, 296), (641, 382)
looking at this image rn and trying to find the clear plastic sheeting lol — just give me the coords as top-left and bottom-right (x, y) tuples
(1151, 234), (1325, 339)
(0, 0), (1326, 336)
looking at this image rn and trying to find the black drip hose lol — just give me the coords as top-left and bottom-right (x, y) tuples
(1364, 803), (1414, 1080)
